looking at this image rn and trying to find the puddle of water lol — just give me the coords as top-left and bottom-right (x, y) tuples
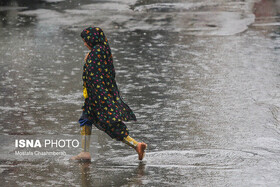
(0, 0), (280, 186)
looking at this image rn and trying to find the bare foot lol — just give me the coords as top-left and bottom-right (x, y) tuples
(70, 152), (91, 162)
(136, 142), (147, 160)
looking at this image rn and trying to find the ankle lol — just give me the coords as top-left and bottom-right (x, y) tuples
(80, 151), (90, 154)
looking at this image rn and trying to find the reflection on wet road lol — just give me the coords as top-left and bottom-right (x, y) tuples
(0, 0), (280, 186)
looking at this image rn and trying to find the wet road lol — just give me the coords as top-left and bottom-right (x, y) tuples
(0, 0), (280, 186)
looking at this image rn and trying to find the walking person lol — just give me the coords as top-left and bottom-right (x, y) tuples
(70, 27), (147, 161)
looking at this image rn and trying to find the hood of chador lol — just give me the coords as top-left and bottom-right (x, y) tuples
(81, 27), (109, 48)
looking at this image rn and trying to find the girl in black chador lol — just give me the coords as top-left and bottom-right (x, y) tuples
(70, 27), (147, 161)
